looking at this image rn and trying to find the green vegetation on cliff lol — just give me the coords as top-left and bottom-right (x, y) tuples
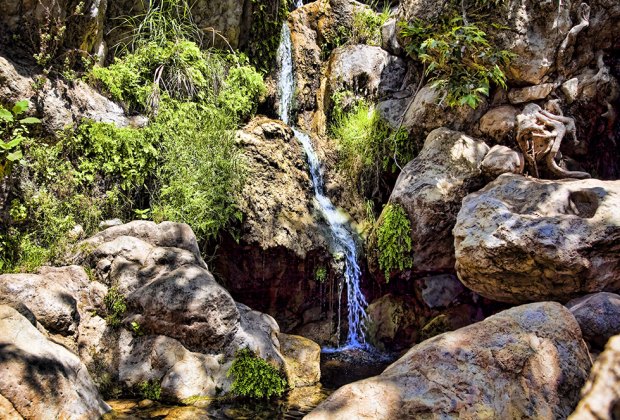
(376, 203), (413, 280)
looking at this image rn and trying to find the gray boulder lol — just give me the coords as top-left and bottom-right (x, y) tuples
(385, 127), (489, 273)
(306, 302), (591, 420)
(0, 305), (109, 419)
(454, 174), (620, 303)
(567, 292), (620, 350)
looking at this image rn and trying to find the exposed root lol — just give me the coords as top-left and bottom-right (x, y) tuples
(557, 2), (590, 79)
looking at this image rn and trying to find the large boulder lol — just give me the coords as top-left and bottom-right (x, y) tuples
(569, 335), (620, 420)
(0, 265), (90, 336)
(0, 305), (109, 419)
(566, 292), (620, 350)
(384, 127), (490, 274)
(454, 174), (620, 303)
(305, 302), (591, 420)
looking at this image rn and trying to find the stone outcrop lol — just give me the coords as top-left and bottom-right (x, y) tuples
(566, 292), (620, 350)
(480, 145), (524, 178)
(383, 127), (489, 274)
(0, 305), (110, 419)
(306, 302), (591, 420)
(569, 334), (620, 420)
(454, 174), (620, 303)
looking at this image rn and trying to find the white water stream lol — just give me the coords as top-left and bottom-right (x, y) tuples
(276, 17), (368, 349)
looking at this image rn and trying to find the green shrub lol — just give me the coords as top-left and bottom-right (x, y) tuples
(0, 100), (40, 179)
(376, 203), (413, 280)
(400, 5), (513, 108)
(227, 348), (288, 399)
(151, 100), (245, 243)
(138, 380), (162, 401)
(350, 5), (390, 46)
(103, 287), (127, 327)
(218, 56), (267, 121)
(331, 102), (414, 198)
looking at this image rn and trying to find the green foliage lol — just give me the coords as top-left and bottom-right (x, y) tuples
(350, 5), (390, 46)
(400, 6), (513, 108)
(151, 101), (245, 243)
(218, 56), (267, 121)
(314, 266), (327, 283)
(247, 0), (291, 73)
(227, 348), (288, 399)
(0, 100), (40, 178)
(103, 287), (127, 327)
(331, 102), (414, 198)
(91, 40), (225, 113)
(376, 203), (413, 280)
(320, 25), (351, 61)
(138, 380), (162, 401)
(114, 0), (202, 53)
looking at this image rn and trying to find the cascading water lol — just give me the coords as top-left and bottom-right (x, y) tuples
(277, 14), (369, 349)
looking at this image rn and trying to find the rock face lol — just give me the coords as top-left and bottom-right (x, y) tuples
(566, 292), (620, 350)
(569, 335), (620, 420)
(213, 118), (333, 333)
(454, 174), (620, 303)
(385, 127), (490, 274)
(0, 305), (110, 419)
(306, 302), (592, 420)
(480, 145), (524, 178)
(279, 333), (322, 388)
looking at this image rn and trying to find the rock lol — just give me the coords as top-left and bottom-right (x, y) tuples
(0, 305), (109, 419)
(324, 44), (407, 115)
(569, 335), (620, 420)
(454, 174), (620, 303)
(480, 145), (524, 178)
(305, 302), (591, 420)
(478, 105), (518, 142)
(279, 333), (321, 387)
(99, 218), (123, 230)
(126, 265), (240, 352)
(381, 18), (403, 55)
(421, 274), (465, 309)
(213, 118), (332, 332)
(0, 266), (90, 336)
(566, 292), (620, 350)
(508, 83), (555, 104)
(366, 294), (420, 351)
(401, 84), (487, 144)
(562, 78), (580, 104)
(418, 304), (484, 342)
(385, 127), (490, 273)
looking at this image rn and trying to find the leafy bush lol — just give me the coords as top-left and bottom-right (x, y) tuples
(103, 287), (127, 327)
(350, 5), (390, 46)
(91, 40), (225, 112)
(218, 56), (267, 121)
(400, 0), (513, 109)
(150, 100), (245, 243)
(331, 102), (414, 198)
(227, 348), (288, 399)
(138, 380), (162, 401)
(376, 203), (413, 280)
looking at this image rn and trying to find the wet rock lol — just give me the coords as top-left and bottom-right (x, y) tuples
(566, 292), (620, 350)
(385, 127), (489, 274)
(508, 83), (555, 104)
(478, 105), (518, 142)
(0, 266), (90, 336)
(421, 274), (465, 309)
(480, 145), (524, 178)
(366, 294), (420, 351)
(279, 333), (321, 387)
(454, 174), (620, 303)
(569, 334), (620, 420)
(306, 302), (591, 420)
(0, 305), (109, 419)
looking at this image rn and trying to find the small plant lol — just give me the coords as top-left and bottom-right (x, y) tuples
(401, 0), (514, 109)
(350, 4), (390, 46)
(103, 287), (127, 327)
(0, 100), (40, 178)
(138, 380), (162, 401)
(376, 203), (413, 280)
(227, 348), (288, 399)
(130, 321), (143, 336)
(315, 266), (327, 283)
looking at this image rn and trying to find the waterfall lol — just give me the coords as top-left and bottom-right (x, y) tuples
(276, 18), (369, 349)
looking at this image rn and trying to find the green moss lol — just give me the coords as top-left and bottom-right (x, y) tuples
(314, 266), (327, 283)
(376, 203), (413, 281)
(227, 348), (288, 399)
(138, 380), (162, 401)
(247, 0), (291, 73)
